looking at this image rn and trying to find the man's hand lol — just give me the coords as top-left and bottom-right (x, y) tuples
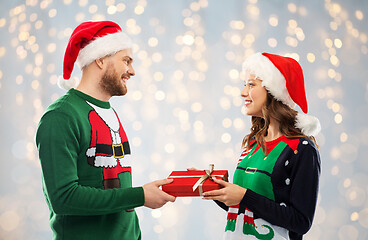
(202, 178), (247, 206)
(143, 178), (176, 209)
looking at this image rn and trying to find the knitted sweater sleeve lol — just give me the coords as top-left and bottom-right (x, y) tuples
(36, 111), (145, 216)
(239, 141), (321, 235)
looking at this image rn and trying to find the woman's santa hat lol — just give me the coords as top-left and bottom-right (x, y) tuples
(58, 21), (133, 90)
(242, 52), (321, 136)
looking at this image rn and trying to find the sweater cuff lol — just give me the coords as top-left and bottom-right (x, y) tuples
(239, 189), (259, 209)
(214, 200), (229, 211)
(133, 187), (145, 207)
(119, 187), (145, 210)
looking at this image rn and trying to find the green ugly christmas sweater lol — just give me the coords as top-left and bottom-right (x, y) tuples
(36, 89), (145, 240)
(216, 136), (320, 240)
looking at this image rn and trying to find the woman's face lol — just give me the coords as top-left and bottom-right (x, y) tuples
(241, 74), (268, 118)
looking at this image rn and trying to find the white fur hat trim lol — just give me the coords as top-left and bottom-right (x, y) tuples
(76, 31), (133, 69)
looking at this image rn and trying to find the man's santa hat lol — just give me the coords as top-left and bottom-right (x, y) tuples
(58, 21), (133, 90)
(242, 52), (321, 136)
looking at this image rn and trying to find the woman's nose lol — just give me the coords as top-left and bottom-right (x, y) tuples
(241, 86), (248, 98)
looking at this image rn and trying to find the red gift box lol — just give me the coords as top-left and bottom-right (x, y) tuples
(162, 165), (229, 197)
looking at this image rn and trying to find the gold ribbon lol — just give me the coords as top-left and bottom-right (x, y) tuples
(192, 164), (215, 196)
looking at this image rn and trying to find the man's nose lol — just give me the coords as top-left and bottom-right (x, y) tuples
(128, 66), (135, 76)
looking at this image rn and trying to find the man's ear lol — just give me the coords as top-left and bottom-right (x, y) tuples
(95, 58), (105, 69)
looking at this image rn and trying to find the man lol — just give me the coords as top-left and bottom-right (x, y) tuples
(36, 21), (175, 240)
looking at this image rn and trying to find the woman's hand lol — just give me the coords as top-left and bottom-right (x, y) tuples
(202, 178), (247, 206)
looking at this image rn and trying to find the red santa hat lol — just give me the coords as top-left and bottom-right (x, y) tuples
(242, 52), (321, 136)
(58, 21), (133, 90)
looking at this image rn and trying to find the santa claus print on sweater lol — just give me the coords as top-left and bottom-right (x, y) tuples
(85, 102), (132, 189)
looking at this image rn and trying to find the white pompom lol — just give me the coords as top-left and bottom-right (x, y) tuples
(57, 76), (80, 90)
(295, 113), (321, 136)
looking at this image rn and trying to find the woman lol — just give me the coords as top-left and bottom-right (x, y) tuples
(203, 52), (321, 240)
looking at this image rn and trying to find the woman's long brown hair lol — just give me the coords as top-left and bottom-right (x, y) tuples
(242, 92), (318, 154)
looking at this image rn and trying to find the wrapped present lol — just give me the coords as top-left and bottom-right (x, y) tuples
(162, 164), (229, 197)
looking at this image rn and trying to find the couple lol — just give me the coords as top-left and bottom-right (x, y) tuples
(36, 21), (321, 240)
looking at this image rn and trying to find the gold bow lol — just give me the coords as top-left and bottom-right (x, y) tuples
(192, 164), (215, 196)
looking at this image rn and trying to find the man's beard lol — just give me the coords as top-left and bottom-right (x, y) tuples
(100, 64), (127, 97)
